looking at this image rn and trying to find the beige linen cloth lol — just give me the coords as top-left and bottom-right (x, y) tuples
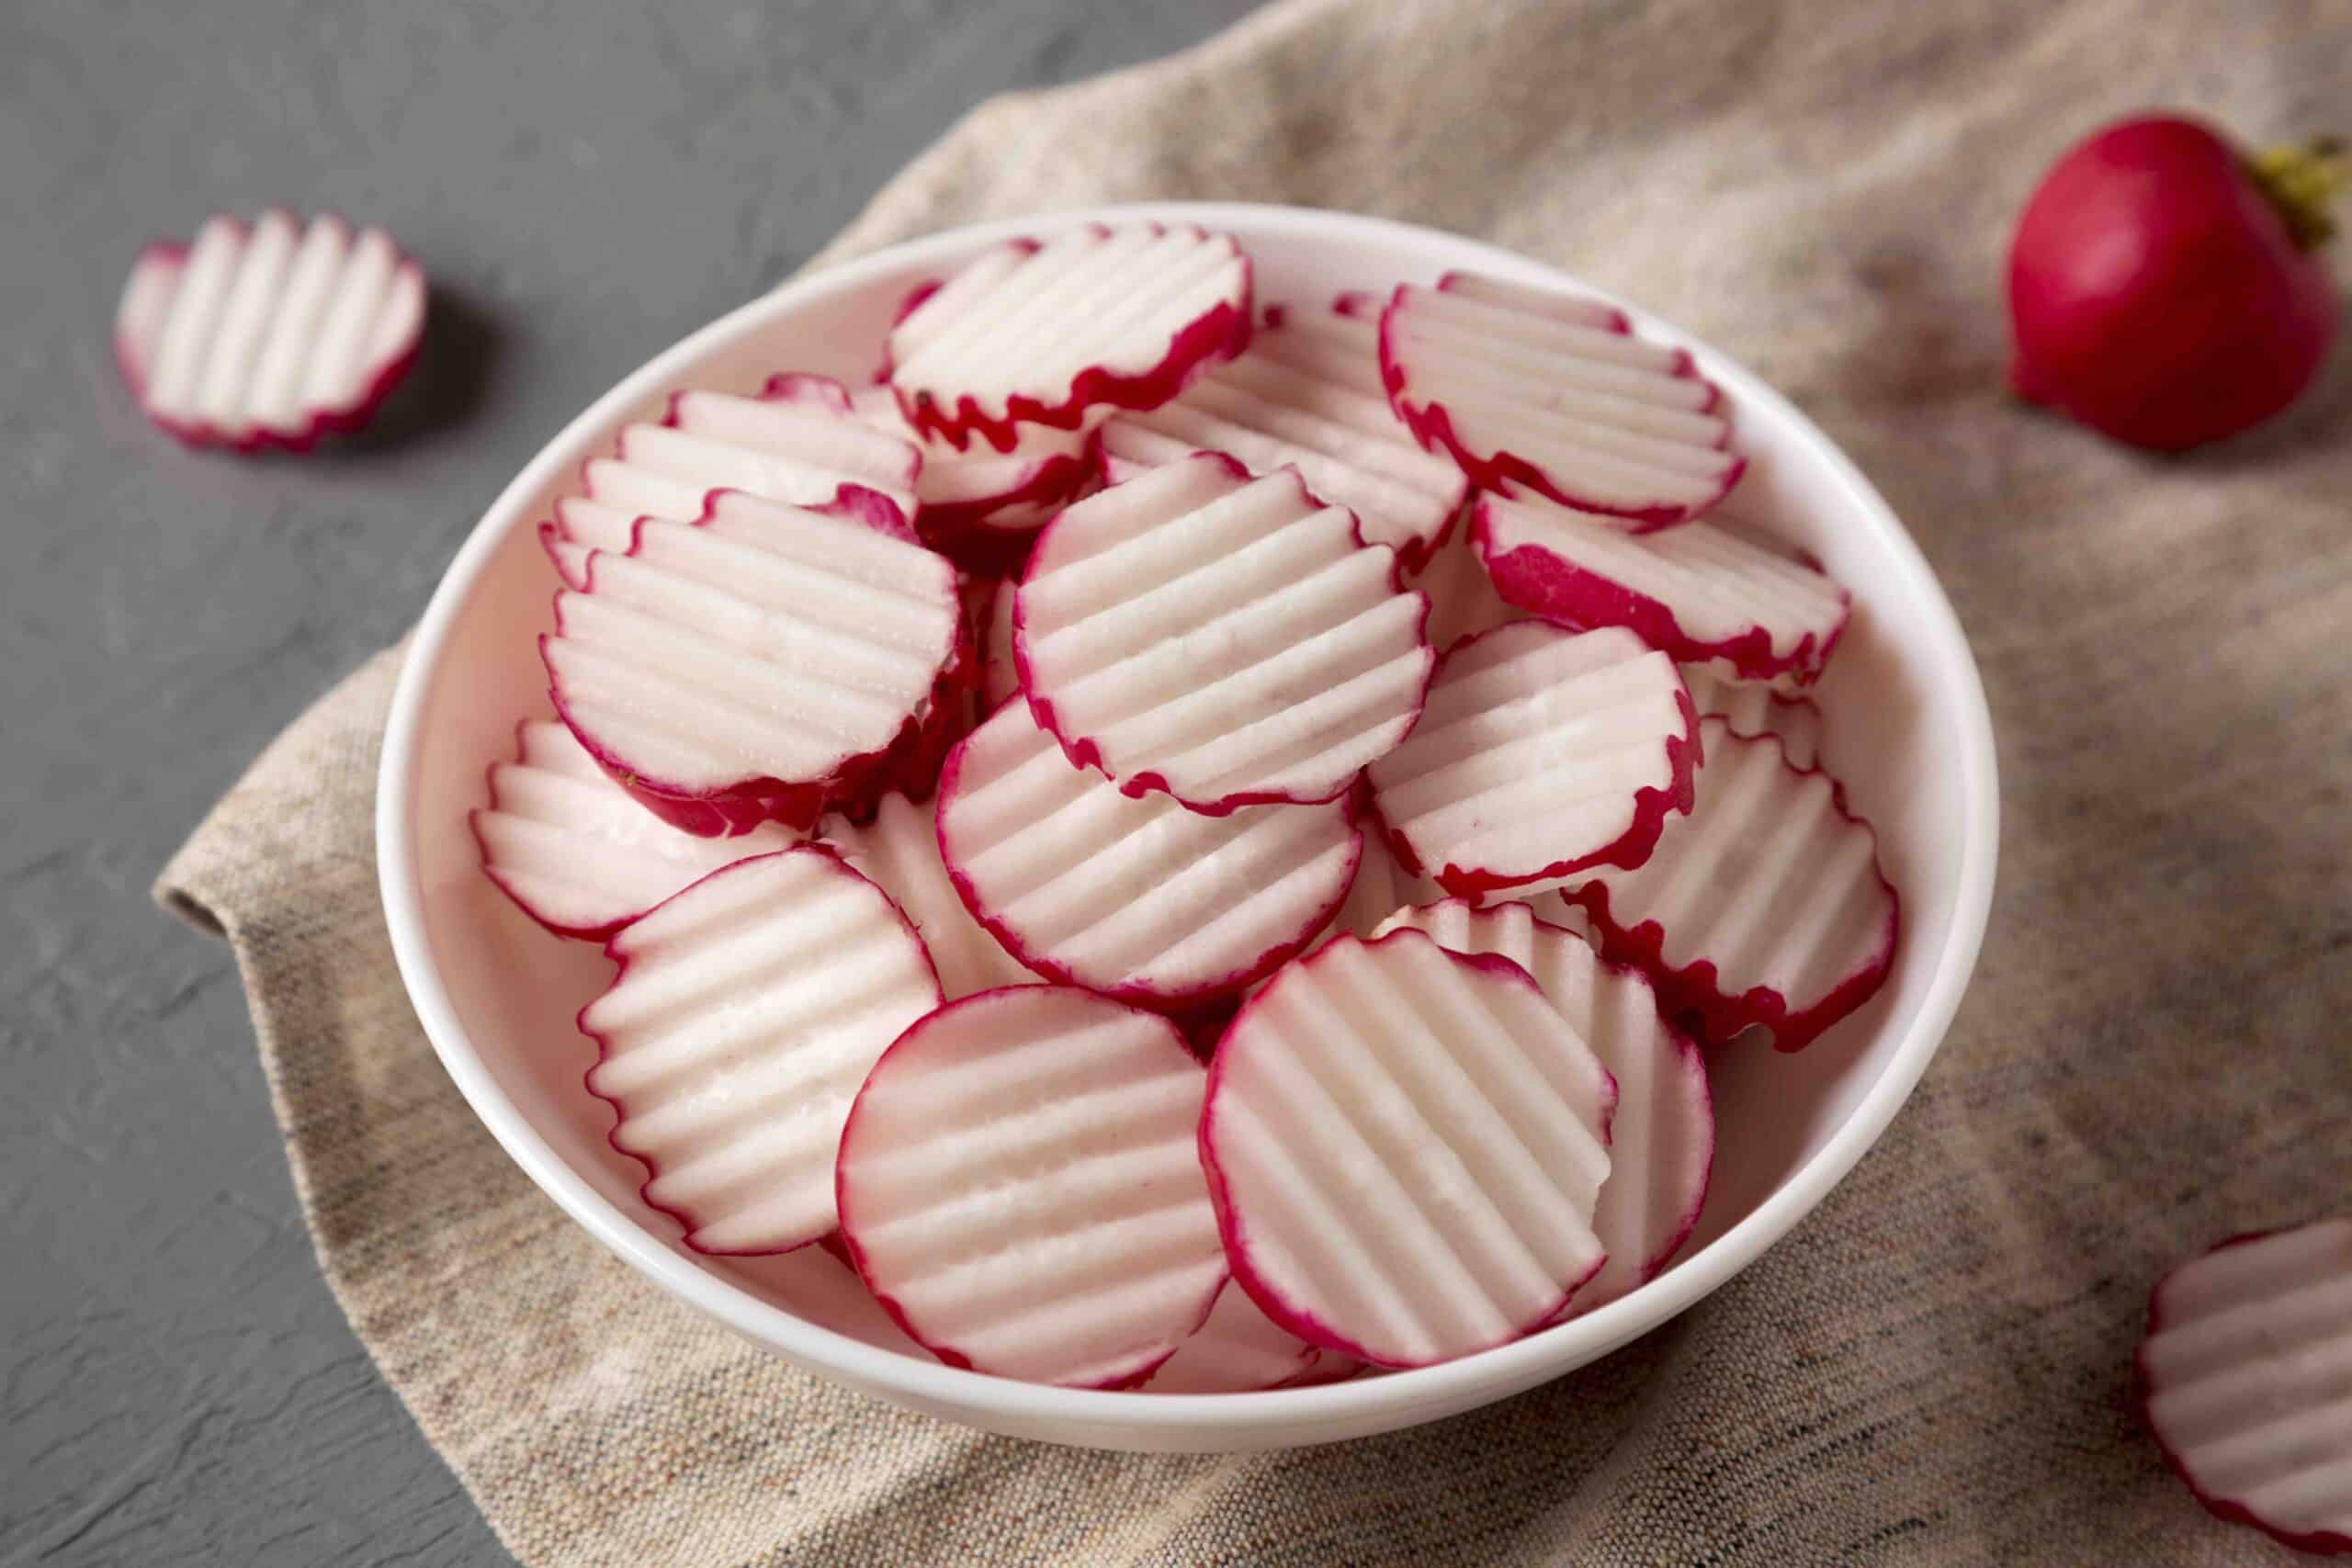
(157, 0), (2352, 1562)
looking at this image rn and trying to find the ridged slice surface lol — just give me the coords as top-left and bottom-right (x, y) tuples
(1144, 1280), (1322, 1393)
(2140, 1219), (2352, 1555)
(1202, 930), (1616, 1368)
(1017, 456), (1432, 811)
(582, 846), (943, 1254)
(1681, 661), (1827, 771)
(1538, 718), (1898, 1052)
(847, 385), (1091, 549)
(820, 793), (1035, 1000)
(888, 222), (1251, 448)
(935, 702), (1360, 1007)
(115, 209), (424, 449)
(1381, 273), (1740, 528)
(1097, 301), (1464, 571)
(1476, 493), (1850, 685)
(1367, 623), (1698, 896)
(1373, 900), (1711, 1315)
(542, 491), (959, 832)
(472, 719), (799, 939)
(836, 987), (1226, 1388)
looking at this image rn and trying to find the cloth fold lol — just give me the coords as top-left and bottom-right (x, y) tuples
(160, 0), (2351, 1562)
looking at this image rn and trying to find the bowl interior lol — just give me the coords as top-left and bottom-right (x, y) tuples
(383, 205), (1994, 1449)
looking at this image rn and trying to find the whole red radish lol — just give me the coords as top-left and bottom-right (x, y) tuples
(2007, 114), (2344, 451)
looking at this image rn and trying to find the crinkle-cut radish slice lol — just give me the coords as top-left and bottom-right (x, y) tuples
(979, 574), (1022, 715)
(472, 718), (800, 940)
(1367, 623), (1700, 897)
(1418, 520), (1521, 651)
(115, 209), (425, 452)
(1475, 492), (1850, 685)
(542, 491), (961, 837)
(2139, 1219), (2352, 1557)
(1096, 300), (1465, 573)
(1372, 899), (1710, 1315)
(1202, 930), (1616, 1368)
(1539, 717), (1898, 1052)
(835, 986), (1227, 1388)
(846, 384), (1091, 563)
(935, 701), (1361, 1009)
(1144, 1280), (1322, 1393)
(1680, 661), (1827, 772)
(627, 374), (920, 529)
(821, 792), (1035, 1000)
(1017, 455), (1433, 812)
(582, 846), (943, 1255)
(1380, 273), (1741, 528)
(887, 222), (1252, 451)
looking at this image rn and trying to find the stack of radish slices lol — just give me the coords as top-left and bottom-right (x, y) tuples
(471, 221), (1902, 1391)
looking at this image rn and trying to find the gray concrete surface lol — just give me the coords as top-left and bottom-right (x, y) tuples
(0, 3), (1259, 1562)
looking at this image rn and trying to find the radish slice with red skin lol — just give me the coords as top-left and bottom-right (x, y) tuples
(820, 793), (1035, 1000)
(116, 210), (425, 452)
(887, 222), (1252, 452)
(542, 491), (961, 837)
(2139, 1218), (2352, 1557)
(1475, 492), (1851, 686)
(1372, 899), (1712, 1315)
(835, 986), (1227, 1389)
(1097, 299), (1466, 574)
(1533, 718), (1900, 1053)
(1380, 272), (1741, 529)
(582, 846), (943, 1255)
(1323, 822), (1447, 946)
(1201, 929), (1616, 1369)
(1366, 623), (1700, 897)
(934, 700), (1361, 1010)
(846, 385), (1091, 568)
(1016, 455), (1433, 813)
(1144, 1280), (1322, 1393)
(471, 718), (799, 940)
(1680, 661), (1828, 771)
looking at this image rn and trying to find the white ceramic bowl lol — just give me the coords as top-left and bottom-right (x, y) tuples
(378, 202), (1998, 1452)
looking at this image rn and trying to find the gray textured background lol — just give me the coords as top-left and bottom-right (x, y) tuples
(0, 3), (1259, 1562)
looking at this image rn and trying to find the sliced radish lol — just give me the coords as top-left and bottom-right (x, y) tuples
(116, 210), (425, 451)
(1202, 930), (1616, 1368)
(471, 718), (799, 939)
(847, 384), (1091, 568)
(620, 373), (920, 529)
(934, 700), (1361, 1009)
(1476, 492), (1850, 685)
(1016, 455), (1433, 812)
(1366, 623), (1700, 897)
(1144, 1280), (1322, 1393)
(1541, 717), (1899, 1052)
(582, 846), (943, 1254)
(887, 222), (1252, 451)
(542, 491), (962, 836)
(1680, 660), (1827, 771)
(1372, 899), (1711, 1315)
(1097, 299), (1465, 573)
(1380, 272), (1741, 528)
(821, 792), (1035, 1000)
(2140, 1218), (2352, 1557)
(835, 986), (1227, 1388)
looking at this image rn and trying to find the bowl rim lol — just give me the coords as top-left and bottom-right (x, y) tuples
(378, 200), (1999, 1437)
